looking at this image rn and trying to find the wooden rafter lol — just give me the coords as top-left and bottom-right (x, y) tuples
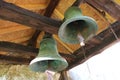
(0, 41), (75, 64)
(72, 0), (84, 6)
(0, 1), (61, 34)
(0, 41), (38, 56)
(0, 54), (30, 64)
(44, 0), (60, 17)
(28, 0), (60, 46)
(85, 0), (120, 20)
(0, 0), (120, 35)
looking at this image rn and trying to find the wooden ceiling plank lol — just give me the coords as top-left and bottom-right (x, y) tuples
(66, 21), (120, 70)
(0, 25), (30, 35)
(85, 0), (120, 20)
(0, 41), (74, 61)
(0, 1), (61, 34)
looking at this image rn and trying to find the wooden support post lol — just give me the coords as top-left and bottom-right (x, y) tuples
(59, 71), (69, 80)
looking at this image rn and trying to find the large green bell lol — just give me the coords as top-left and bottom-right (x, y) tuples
(58, 6), (98, 44)
(29, 37), (68, 72)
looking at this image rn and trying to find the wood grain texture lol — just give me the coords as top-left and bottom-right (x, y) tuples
(0, 1), (61, 34)
(86, 0), (120, 20)
(0, 41), (75, 64)
(28, 0), (60, 46)
(72, 0), (84, 6)
(0, 54), (30, 64)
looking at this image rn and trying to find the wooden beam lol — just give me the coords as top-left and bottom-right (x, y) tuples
(85, 0), (120, 20)
(59, 71), (69, 80)
(28, 30), (41, 46)
(44, 0), (60, 17)
(0, 1), (62, 34)
(0, 54), (30, 64)
(72, 0), (84, 6)
(0, 41), (75, 63)
(66, 21), (120, 70)
(0, 41), (38, 56)
(28, 0), (60, 46)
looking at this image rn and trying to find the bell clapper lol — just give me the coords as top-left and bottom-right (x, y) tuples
(77, 33), (85, 46)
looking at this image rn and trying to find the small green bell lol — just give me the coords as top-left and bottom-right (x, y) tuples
(58, 6), (98, 44)
(29, 37), (68, 72)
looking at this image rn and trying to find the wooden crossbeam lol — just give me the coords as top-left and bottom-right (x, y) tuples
(86, 0), (120, 20)
(66, 21), (120, 70)
(44, 0), (60, 17)
(0, 1), (61, 34)
(0, 41), (38, 56)
(72, 0), (84, 6)
(0, 54), (30, 65)
(0, 41), (75, 64)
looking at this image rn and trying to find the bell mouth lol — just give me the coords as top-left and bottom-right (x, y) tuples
(58, 16), (98, 44)
(47, 60), (68, 72)
(29, 57), (68, 72)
